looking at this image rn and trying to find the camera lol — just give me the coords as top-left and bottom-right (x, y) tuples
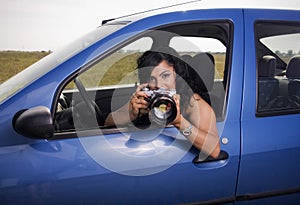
(142, 87), (177, 125)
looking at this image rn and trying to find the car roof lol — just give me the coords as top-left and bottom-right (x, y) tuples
(103, 0), (300, 25)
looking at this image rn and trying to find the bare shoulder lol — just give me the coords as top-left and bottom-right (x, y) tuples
(185, 93), (215, 116)
(190, 93), (211, 107)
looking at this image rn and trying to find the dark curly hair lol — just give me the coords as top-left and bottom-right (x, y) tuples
(136, 47), (211, 110)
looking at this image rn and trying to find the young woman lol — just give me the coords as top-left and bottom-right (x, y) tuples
(105, 47), (220, 158)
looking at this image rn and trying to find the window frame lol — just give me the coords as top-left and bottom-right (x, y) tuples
(53, 20), (233, 138)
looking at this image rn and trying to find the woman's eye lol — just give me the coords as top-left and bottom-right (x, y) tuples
(149, 76), (156, 83)
(161, 73), (170, 79)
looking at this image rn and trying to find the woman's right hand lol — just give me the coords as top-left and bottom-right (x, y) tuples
(129, 84), (150, 121)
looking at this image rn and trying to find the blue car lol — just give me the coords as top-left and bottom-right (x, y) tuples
(1, 2), (300, 204)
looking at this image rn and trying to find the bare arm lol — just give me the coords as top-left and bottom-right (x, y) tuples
(104, 102), (131, 126)
(104, 84), (149, 126)
(171, 94), (220, 158)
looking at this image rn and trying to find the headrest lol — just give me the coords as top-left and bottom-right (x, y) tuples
(258, 55), (276, 77)
(181, 54), (192, 62)
(286, 55), (300, 79)
(188, 53), (215, 91)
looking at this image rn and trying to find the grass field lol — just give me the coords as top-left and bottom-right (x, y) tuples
(0, 51), (51, 83)
(0, 51), (225, 85)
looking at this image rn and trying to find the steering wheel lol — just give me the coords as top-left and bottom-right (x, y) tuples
(74, 77), (105, 125)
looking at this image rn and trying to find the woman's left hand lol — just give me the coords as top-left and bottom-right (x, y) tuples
(170, 94), (182, 128)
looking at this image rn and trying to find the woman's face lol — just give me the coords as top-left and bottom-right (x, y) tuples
(148, 60), (176, 90)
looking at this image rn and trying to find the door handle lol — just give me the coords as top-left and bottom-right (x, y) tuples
(193, 150), (229, 164)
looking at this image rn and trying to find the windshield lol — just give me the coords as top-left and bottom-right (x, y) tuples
(0, 24), (125, 104)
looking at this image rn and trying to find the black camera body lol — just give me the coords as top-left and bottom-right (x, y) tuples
(142, 87), (177, 125)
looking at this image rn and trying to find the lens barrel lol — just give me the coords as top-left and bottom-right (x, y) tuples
(148, 94), (177, 125)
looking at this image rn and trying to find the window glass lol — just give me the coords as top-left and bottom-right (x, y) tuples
(260, 33), (300, 63)
(79, 37), (153, 88)
(256, 21), (300, 115)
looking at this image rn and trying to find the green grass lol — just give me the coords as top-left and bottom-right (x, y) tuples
(0, 51), (51, 83)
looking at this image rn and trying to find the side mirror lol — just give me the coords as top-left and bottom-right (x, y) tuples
(13, 106), (54, 139)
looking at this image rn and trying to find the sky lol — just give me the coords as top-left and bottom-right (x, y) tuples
(0, 0), (193, 51)
(0, 0), (299, 51)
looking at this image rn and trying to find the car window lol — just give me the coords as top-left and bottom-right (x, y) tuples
(169, 36), (226, 80)
(77, 37), (153, 88)
(54, 21), (231, 134)
(256, 21), (300, 116)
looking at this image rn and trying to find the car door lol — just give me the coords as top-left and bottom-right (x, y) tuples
(0, 9), (244, 204)
(237, 9), (300, 204)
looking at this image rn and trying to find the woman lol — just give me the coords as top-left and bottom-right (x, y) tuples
(105, 47), (220, 158)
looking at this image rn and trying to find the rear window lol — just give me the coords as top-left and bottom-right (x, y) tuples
(256, 21), (300, 116)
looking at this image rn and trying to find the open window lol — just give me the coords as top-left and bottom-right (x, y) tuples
(53, 21), (231, 136)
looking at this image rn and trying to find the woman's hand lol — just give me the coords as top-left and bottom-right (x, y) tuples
(128, 84), (150, 121)
(169, 94), (183, 128)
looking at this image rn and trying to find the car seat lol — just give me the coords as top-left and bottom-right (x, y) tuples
(257, 55), (279, 110)
(286, 55), (300, 104)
